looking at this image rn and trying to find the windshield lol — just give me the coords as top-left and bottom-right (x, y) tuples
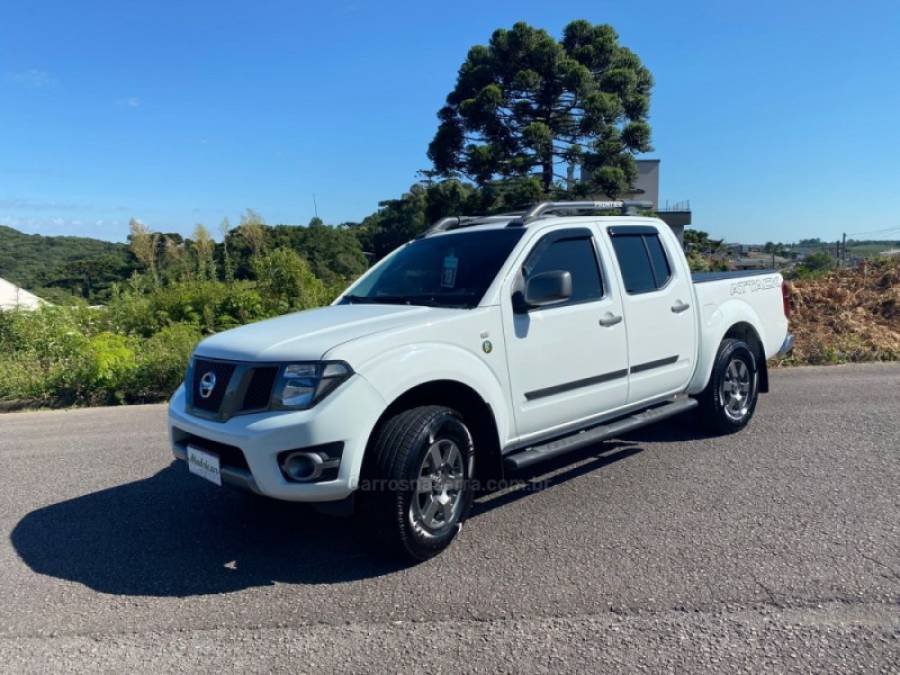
(344, 228), (524, 308)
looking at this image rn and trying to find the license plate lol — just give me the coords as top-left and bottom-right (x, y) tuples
(187, 445), (221, 486)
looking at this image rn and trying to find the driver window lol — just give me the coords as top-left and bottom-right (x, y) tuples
(526, 237), (604, 306)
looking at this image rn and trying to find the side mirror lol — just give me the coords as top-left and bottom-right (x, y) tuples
(516, 270), (572, 311)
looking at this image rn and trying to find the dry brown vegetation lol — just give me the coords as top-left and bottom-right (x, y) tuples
(779, 259), (900, 365)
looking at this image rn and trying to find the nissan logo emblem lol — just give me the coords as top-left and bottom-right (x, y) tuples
(198, 371), (217, 399)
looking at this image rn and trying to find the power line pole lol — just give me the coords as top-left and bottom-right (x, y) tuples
(841, 232), (847, 266)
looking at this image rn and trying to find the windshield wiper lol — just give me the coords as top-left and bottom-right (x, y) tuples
(402, 294), (475, 308)
(344, 294), (475, 308)
(344, 294), (415, 305)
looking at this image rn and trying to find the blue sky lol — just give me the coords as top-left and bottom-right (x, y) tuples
(2, 0), (899, 244)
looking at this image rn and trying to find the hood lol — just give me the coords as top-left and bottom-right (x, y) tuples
(193, 303), (460, 362)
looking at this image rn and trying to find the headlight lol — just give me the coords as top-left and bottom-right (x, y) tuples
(274, 361), (353, 410)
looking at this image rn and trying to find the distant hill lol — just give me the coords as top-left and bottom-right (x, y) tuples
(0, 225), (137, 303)
(846, 241), (900, 258)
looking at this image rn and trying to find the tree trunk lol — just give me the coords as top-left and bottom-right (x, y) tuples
(542, 158), (553, 192)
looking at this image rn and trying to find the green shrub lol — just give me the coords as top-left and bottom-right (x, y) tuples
(789, 251), (835, 280)
(252, 248), (328, 312)
(0, 353), (48, 403)
(128, 324), (201, 401)
(103, 279), (271, 336)
(0, 250), (351, 407)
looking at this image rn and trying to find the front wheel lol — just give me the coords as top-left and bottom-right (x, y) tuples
(359, 405), (475, 561)
(698, 338), (759, 434)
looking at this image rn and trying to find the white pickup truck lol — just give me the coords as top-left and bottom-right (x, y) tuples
(169, 201), (793, 560)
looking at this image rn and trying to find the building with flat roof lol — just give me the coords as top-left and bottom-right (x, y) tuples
(627, 159), (660, 207)
(585, 158), (692, 243)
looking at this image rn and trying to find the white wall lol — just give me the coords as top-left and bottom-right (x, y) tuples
(0, 277), (45, 311)
(630, 159), (660, 209)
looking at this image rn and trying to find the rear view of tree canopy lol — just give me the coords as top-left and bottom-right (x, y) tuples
(428, 20), (653, 197)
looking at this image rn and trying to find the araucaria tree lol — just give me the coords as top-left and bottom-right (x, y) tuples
(428, 20), (653, 197)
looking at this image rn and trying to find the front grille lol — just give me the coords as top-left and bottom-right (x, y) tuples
(187, 359), (283, 421)
(182, 432), (250, 471)
(241, 366), (278, 411)
(191, 359), (236, 413)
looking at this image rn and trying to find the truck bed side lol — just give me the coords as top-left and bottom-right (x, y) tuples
(687, 270), (789, 395)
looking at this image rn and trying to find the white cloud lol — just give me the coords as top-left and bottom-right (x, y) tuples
(8, 69), (57, 88)
(116, 96), (141, 108)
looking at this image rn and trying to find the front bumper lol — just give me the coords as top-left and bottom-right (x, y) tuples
(776, 333), (795, 357)
(168, 374), (386, 502)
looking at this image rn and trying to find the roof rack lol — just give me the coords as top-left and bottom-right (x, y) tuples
(420, 200), (654, 237)
(510, 200), (654, 225)
(419, 213), (523, 238)
(416, 199), (653, 239)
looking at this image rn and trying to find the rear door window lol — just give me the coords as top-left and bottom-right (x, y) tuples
(610, 235), (656, 294)
(644, 235), (672, 287)
(610, 231), (672, 294)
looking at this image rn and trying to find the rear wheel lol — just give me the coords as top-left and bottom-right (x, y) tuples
(359, 405), (475, 561)
(698, 338), (759, 434)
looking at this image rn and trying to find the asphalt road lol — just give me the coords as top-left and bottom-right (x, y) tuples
(1, 363), (898, 673)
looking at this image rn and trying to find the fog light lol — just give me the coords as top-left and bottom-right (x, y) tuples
(282, 452), (322, 482)
(278, 443), (344, 483)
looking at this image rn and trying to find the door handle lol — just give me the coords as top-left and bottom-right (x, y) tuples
(598, 312), (623, 327)
(671, 300), (690, 313)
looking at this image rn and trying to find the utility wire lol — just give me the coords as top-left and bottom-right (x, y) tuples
(846, 226), (900, 237)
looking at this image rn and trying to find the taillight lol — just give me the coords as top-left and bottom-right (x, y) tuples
(781, 280), (792, 320)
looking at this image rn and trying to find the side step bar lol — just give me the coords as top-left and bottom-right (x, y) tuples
(504, 397), (699, 472)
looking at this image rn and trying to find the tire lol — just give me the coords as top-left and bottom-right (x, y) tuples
(359, 405), (475, 561)
(698, 338), (759, 435)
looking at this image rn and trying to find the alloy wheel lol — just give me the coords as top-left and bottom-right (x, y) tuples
(720, 358), (754, 421)
(411, 437), (466, 534)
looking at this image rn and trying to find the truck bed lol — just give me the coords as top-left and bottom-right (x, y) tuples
(692, 269), (776, 284)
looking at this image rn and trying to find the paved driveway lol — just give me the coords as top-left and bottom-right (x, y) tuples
(1, 363), (898, 672)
